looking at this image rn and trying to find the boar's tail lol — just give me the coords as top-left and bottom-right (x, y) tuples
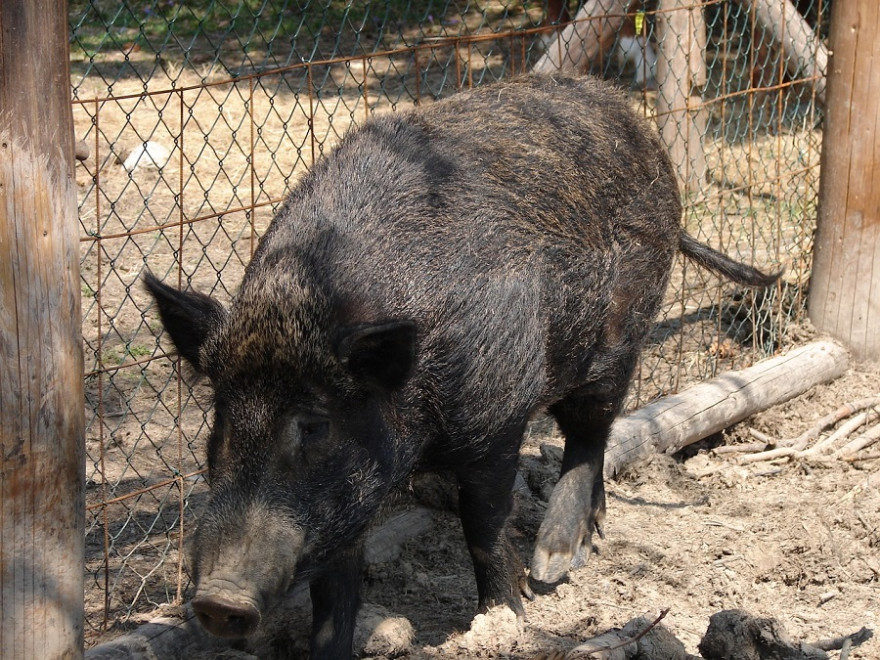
(679, 231), (781, 288)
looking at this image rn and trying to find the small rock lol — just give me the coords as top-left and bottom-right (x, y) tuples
(513, 470), (530, 495)
(540, 442), (564, 465)
(456, 606), (521, 651)
(354, 603), (414, 656)
(75, 140), (90, 161)
(122, 141), (171, 172)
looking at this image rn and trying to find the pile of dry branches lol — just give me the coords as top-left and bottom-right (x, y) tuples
(718, 396), (880, 469)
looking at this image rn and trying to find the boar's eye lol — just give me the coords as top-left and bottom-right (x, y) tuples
(281, 414), (329, 455)
(298, 418), (329, 444)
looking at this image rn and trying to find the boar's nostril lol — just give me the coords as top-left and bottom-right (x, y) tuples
(192, 593), (261, 638)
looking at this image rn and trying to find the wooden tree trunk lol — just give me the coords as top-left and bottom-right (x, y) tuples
(809, 0), (880, 362)
(533, 0), (631, 74)
(655, 0), (708, 194)
(733, 0), (828, 103)
(0, 1), (85, 658)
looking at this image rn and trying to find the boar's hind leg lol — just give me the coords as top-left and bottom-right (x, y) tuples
(457, 438), (531, 619)
(309, 543), (363, 660)
(531, 388), (625, 585)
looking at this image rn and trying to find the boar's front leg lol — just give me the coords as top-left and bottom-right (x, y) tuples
(309, 542), (363, 659)
(531, 386), (626, 585)
(457, 437), (530, 619)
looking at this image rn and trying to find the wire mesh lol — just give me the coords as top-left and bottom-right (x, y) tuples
(69, 0), (828, 643)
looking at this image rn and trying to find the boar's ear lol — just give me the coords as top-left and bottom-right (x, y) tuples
(143, 272), (226, 373)
(336, 321), (417, 392)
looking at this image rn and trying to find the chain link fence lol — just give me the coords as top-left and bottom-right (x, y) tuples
(69, 0), (828, 643)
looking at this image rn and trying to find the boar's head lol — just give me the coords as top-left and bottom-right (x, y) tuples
(144, 267), (416, 638)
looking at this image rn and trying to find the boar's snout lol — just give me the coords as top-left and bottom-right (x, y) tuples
(189, 499), (306, 638)
(192, 589), (261, 638)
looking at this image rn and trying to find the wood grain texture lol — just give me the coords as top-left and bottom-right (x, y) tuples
(605, 341), (849, 477)
(732, 0), (828, 102)
(810, 0), (880, 361)
(0, 0), (85, 657)
(532, 0), (631, 74)
(655, 0), (707, 194)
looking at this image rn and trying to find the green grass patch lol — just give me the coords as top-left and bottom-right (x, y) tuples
(69, 0), (443, 62)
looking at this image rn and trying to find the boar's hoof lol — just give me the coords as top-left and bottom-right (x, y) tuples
(529, 549), (571, 587)
(192, 593), (261, 638)
(529, 536), (589, 586)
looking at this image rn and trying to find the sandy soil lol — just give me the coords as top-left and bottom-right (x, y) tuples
(354, 358), (880, 659)
(91, 355), (880, 659)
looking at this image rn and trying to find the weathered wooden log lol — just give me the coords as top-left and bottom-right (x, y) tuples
(732, 0), (828, 103)
(532, 0), (631, 74)
(83, 609), (229, 660)
(604, 340), (848, 477)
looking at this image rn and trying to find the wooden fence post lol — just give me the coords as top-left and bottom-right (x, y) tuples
(809, 0), (880, 361)
(655, 0), (708, 194)
(1, 0), (85, 657)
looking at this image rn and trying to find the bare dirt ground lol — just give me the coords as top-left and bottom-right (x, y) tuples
(95, 353), (879, 659)
(308, 356), (880, 659)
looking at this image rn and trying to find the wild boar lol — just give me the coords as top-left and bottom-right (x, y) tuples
(145, 74), (777, 659)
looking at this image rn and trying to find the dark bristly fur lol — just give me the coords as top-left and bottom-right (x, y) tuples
(145, 74), (778, 660)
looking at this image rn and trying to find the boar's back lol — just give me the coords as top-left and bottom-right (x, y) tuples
(234, 75), (681, 437)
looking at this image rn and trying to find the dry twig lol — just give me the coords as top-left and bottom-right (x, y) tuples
(748, 427), (776, 445)
(736, 396), (880, 465)
(738, 443), (804, 464)
(567, 608), (671, 658)
(779, 396), (880, 447)
(836, 421), (880, 458)
(714, 440), (768, 455)
(749, 426), (776, 449)
(844, 450), (880, 463)
(798, 410), (877, 457)
(810, 625), (873, 652)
